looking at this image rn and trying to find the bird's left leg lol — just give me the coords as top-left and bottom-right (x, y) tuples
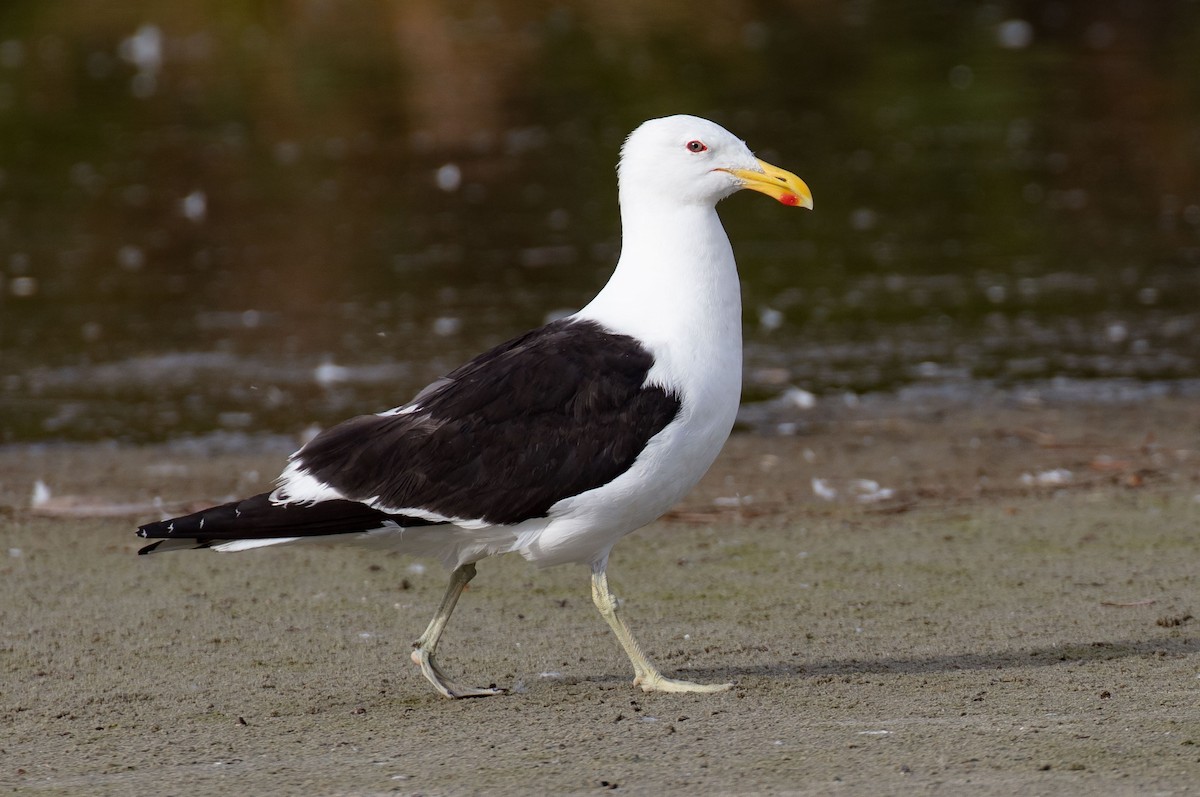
(590, 562), (733, 694)
(410, 562), (506, 698)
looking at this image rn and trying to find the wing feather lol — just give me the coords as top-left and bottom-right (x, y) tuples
(289, 319), (681, 525)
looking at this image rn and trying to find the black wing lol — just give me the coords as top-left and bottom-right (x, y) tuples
(291, 318), (682, 525)
(136, 492), (443, 554)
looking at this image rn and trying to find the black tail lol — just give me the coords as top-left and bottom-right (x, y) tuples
(136, 492), (441, 555)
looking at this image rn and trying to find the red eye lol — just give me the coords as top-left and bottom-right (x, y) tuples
(686, 140), (707, 153)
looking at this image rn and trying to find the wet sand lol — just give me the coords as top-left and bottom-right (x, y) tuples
(3, 395), (1198, 795)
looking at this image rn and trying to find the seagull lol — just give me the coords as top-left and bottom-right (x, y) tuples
(136, 115), (812, 698)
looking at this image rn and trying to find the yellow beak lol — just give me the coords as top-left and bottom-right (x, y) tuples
(720, 159), (813, 209)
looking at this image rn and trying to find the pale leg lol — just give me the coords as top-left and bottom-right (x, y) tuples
(410, 563), (505, 698)
(590, 563), (733, 693)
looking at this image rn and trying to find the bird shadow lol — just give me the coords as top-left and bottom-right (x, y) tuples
(616, 634), (1200, 687)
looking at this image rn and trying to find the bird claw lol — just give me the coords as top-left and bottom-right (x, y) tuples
(410, 647), (506, 699)
(634, 672), (734, 694)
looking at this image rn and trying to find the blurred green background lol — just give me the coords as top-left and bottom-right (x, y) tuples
(1, 1), (1198, 443)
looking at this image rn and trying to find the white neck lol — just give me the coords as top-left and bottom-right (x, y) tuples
(576, 195), (743, 362)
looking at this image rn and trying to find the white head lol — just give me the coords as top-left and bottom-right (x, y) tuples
(618, 115), (813, 210)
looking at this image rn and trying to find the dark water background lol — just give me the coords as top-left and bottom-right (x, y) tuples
(1, 1), (1198, 444)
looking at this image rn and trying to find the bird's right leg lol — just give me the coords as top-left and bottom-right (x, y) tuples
(590, 563), (733, 694)
(410, 562), (506, 698)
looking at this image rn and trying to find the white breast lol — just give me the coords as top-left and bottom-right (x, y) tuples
(515, 202), (745, 568)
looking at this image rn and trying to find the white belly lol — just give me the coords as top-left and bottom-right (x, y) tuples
(514, 335), (742, 568)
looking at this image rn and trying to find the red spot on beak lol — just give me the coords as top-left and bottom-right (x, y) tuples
(779, 193), (799, 206)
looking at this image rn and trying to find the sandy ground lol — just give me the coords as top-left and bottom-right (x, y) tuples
(2, 395), (1198, 796)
